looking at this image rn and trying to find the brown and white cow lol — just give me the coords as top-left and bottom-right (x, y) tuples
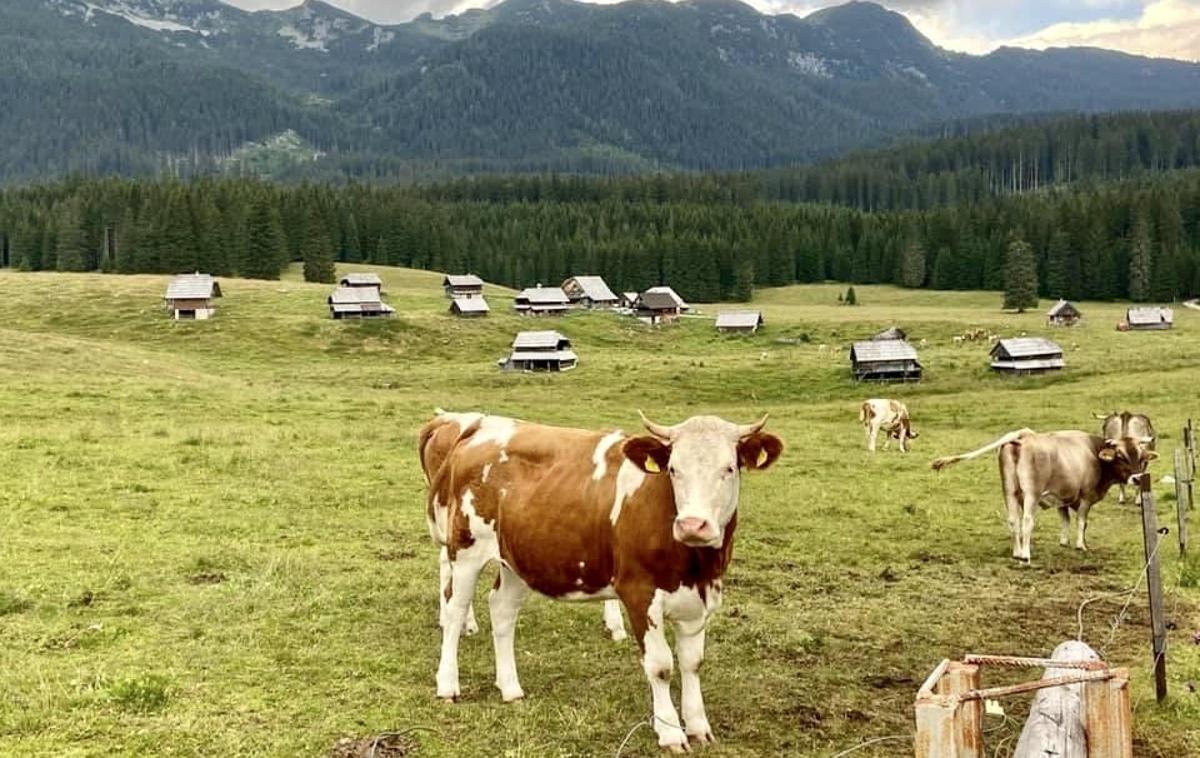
(860, 398), (918, 453)
(1094, 411), (1156, 504)
(421, 410), (782, 751)
(418, 411), (627, 641)
(931, 429), (1155, 562)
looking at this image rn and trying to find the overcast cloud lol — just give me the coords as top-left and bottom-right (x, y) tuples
(225, 0), (1200, 61)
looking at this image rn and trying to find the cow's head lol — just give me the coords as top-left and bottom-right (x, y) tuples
(623, 412), (783, 548)
(1098, 436), (1157, 483)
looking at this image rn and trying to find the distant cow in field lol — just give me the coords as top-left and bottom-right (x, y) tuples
(931, 429), (1155, 562)
(1094, 411), (1156, 504)
(860, 399), (918, 453)
(420, 411), (628, 642)
(422, 410), (782, 751)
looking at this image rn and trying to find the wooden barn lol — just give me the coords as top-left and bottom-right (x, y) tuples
(499, 330), (578, 372)
(339, 272), (384, 291)
(850, 339), (922, 382)
(990, 337), (1064, 374)
(443, 274), (484, 299)
(716, 310), (764, 334)
(328, 286), (395, 320)
(1126, 306), (1174, 331)
(562, 276), (619, 309)
(164, 273), (221, 320)
(1046, 299), (1082, 326)
(619, 291), (640, 310)
(634, 287), (688, 324)
(514, 287), (570, 316)
(450, 297), (490, 318)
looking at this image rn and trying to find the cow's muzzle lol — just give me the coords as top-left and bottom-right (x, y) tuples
(674, 516), (718, 546)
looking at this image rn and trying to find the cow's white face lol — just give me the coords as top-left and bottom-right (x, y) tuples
(624, 415), (783, 548)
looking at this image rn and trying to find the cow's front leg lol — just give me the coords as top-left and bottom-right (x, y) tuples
(1118, 483), (1126, 505)
(867, 424), (878, 453)
(675, 618), (713, 745)
(622, 588), (687, 752)
(603, 599), (627, 642)
(1058, 507), (1071, 547)
(1075, 502), (1092, 551)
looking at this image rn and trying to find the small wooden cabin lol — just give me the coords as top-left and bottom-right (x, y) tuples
(443, 274), (484, 299)
(328, 286), (395, 320)
(562, 276), (619, 309)
(164, 273), (221, 320)
(850, 339), (922, 382)
(450, 297), (490, 318)
(499, 330), (578, 372)
(514, 287), (570, 316)
(635, 287), (688, 324)
(716, 310), (764, 334)
(619, 292), (640, 310)
(340, 272), (384, 291)
(990, 337), (1064, 374)
(1126, 306), (1174, 331)
(1047, 300), (1081, 327)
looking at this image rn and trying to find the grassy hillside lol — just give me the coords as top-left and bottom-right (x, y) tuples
(1, 267), (1198, 756)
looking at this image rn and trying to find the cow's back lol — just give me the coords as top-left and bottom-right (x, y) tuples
(1019, 431), (1105, 501)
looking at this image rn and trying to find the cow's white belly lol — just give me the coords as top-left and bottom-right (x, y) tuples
(559, 586), (619, 602)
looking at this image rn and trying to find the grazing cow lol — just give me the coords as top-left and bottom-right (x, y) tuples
(1094, 411), (1156, 504)
(859, 399), (918, 453)
(424, 410), (782, 751)
(420, 411), (629, 641)
(931, 429), (1155, 561)
(953, 336), (964, 346)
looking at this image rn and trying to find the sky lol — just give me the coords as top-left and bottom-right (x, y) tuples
(226, 0), (1200, 61)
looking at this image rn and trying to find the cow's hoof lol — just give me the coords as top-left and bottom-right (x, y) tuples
(1059, 539), (1069, 547)
(500, 687), (525, 703)
(609, 629), (628, 643)
(437, 684), (460, 702)
(440, 695), (458, 704)
(663, 743), (691, 754)
(687, 730), (716, 745)
(463, 619), (480, 636)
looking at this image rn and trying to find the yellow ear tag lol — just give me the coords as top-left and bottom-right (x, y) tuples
(644, 458), (661, 473)
(756, 449), (769, 467)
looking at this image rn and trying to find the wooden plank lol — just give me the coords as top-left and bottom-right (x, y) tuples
(945, 662), (982, 758)
(1139, 475), (1169, 703)
(915, 698), (958, 758)
(1084, 668), (1134, 758)
(1176, 448), (1190, 556)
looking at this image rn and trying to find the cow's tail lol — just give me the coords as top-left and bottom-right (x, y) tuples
(423, 416), (483, 546)
(930, 428), (1034, 472)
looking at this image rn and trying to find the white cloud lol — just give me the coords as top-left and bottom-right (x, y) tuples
(1009, 0), (1200, 60)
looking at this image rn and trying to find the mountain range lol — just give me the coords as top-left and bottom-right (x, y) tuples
(5, 0), (1200, 183)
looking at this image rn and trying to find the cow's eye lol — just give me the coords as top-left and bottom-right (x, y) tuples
(725, 465), (736, 476)
(668, 465), (677, 477)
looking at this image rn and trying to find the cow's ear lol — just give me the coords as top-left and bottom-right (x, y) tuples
(739, 433), (783, 470)
(1144, 450), (1159, 462)
(1097, 446), (1117, 462)
(623, 436), (671, 474)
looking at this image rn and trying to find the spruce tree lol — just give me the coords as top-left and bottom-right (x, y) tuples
(1045, 229), (1070, 298)
(301, 216), (336, 283)
(1128, 212), (1153, 302)
(898, 235), (926, 288)
(242, 198), (286, 280)
(1003, 235), (1038, 312)
(845, 286), (858, 305)
(54, 199), (90, 272)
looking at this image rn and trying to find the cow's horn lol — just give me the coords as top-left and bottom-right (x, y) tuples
(639, 410), (677, 440)
(736, 414), (769, 438)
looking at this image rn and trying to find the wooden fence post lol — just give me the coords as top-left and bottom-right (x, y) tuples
(914, 661), (982, 758)
(1139, 474), (1168, 703)
(1085, 667), (1133, 758)
(1176, 448), (1191, 556)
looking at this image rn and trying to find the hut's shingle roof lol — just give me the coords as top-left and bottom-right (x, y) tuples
(329, 286), (384, 305)
(165, 273), (220, 300)
(565, 276), (618, 302)
(715, 311), (763, 328)
(645, 286), (687, 308)
(1047, 299), (1079, 317)
(444, 274), (484, 288)
(851, 339), (919, 362)
(512, 330), (571, 350)
(451, 297), (490, 313)
(1127, 307), (1173, 325)
(340, 272), (383, 287)
(990, 337), (1062, 358)
(517, 287), (570, 305)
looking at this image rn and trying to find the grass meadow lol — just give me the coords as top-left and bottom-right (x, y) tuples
(1, 266), (1198, 757)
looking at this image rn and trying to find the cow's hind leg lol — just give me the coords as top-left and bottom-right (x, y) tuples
(436, 546), (489, 701)
(603, 599), (627, 642)
(1058, 507), (1071, 547)
(1000, 444), (1023, 560)
(1075, 502), (1092, 551)
(676, 618), (713, 745)
(439, 546), (479, 636)
(489, 564), (529, 702)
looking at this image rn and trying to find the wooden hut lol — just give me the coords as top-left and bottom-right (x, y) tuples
(450, 297), (490, 317)
(340, 272), (384, 291)
(716, 310), (764, 334)
(514, 287), (570, 316)
(850, 339), (922, 382)
(619, 291), (640, 310)
(1047, 300), (1081, 327)
(1126, 306), (1174, 331)
(634, 287), (688, 324)
(990, 337), (1064, 374)
(443, 274), (484, 299)
(164, 273), (221, 320)
(562, 276), (619, 309)
(328, 286), (395, 320)
(499, 330), (578, 372)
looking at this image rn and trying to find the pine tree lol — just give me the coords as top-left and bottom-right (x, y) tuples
(845, 286), (858, 305)
(1128, 211), (1153, 302)
(898, 234), (926, 288)
(343, 212), (362, 263)
(1045, 229), (1070, 298)
(54, 198), (90, 271)
(1003, 235), (1038, 312)
(242, 198), (286, 280)
(301, 216), (336, 283)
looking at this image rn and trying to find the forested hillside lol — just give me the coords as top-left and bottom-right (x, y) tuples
(6, 0), (1200, 183)
(3, 170), (1198, 303)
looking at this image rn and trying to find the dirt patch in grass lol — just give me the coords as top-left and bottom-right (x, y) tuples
(187, 571), (227, 585)
(328, 732), (415, 758)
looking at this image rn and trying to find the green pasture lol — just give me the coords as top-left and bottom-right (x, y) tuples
(1, 267), (1197, 756)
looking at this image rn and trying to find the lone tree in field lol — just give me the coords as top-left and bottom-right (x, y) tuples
(845, 286), (858, 305)
(1003, 235), (1038, 312)
(301, 217), (336, 283)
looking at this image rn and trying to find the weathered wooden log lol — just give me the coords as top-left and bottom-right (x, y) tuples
(1012, 641), (1099, 758)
